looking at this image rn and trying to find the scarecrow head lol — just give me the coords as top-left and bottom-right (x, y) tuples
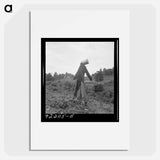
(81, 59), (89, 65)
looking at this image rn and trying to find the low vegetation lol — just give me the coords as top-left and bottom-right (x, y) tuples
(46, 68), (114, 114)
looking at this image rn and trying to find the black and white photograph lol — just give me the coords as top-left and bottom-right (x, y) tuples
(31, 10), (129, 150)
(41, 38), (119, 122)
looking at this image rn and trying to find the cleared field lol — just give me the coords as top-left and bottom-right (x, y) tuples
(46, 75), (114, 114)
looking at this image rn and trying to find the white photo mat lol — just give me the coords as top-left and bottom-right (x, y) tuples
(30, 10), (130, 150)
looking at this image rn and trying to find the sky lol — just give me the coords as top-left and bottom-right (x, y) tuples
(46, 42), (114, 75)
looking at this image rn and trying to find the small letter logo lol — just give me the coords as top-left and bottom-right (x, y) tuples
(4, 5), (12, 13)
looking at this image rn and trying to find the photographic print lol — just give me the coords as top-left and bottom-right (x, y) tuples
(41, 38), (119, 122)
(31, 10), (129, 150)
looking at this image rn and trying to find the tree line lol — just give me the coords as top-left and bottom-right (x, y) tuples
(46, 68), (114, 82)
(46, 72), (74, 81)
(92, 68), (114, 82)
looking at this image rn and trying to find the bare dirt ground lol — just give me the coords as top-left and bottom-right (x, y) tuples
(46, 76), (114, 114)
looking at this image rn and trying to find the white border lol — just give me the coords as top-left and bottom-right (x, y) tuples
(30, 10), (130, 150)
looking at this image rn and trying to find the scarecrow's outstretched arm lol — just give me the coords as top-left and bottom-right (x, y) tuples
(84, 65), (92, 81)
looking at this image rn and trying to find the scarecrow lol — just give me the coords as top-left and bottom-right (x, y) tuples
(73, 59), (92, 105)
